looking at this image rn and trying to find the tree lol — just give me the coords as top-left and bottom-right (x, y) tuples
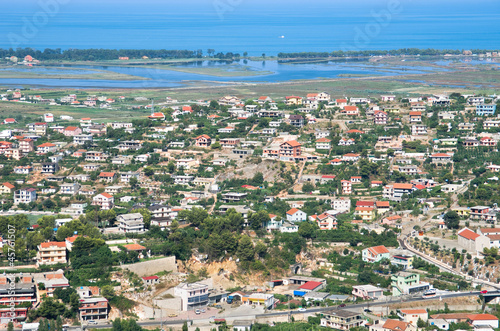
(298, 221), (317, 239)
(248, 210), (269, 230)
(7, 322), (13, 331)
(302, 182), (315, 193)
(237, 235), (254, 261)
(444, 211), (460, 229)
(129, 177), (138, 189)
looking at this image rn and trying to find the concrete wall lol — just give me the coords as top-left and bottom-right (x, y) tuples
(120, 256), (177, 276)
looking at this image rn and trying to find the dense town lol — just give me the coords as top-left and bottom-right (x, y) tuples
(1, 85), (500, 331)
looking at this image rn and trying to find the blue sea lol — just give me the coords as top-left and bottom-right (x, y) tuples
(2, 0), (500, 55)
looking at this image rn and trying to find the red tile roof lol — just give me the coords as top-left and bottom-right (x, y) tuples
(142, 276), (159, 280)
(298, 281), (322, 290)
(283, 140), (301, 147)
(459, 228), (480, 241)
(40, 241), (66, 248)
(99, 172), (116, 177)
(2, 182), (14, 189)
(123, 243), (146, 251)
(316, 138), (331, 142)
(383, 319), (410, 331)
(394, 183), (413, 190)
(286, 208), (300, 215)
(368, 245), (390, 255)
(467, 314), (499, 321)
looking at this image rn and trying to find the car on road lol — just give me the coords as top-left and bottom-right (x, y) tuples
(338, 304), (346, 308)
(88, 321), (97, 325)
(481, 290), (488, 294)
(298, 308), (306, 312)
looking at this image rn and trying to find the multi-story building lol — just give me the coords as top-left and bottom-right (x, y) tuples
(279, 140), (301, 161)
(74, 134), (93, 145)
(79, 297), (109, 322)
(174, 282), (209, 311)
(59, 183), (80, 195)
(331, 197), (351, 213)
(373, 110), (388, 125)
(391, 271), (430, 296)
(341, 180), (352, 195)
(288, 115), (304, 128)
(37, 142), (57, 154)
(85, 151), (108, 162)
(116, 213), (145, 233)
(18, 138), (34, 154)
(409, 111), (422, 123)
(362, 245), (390, 263)
(0, 275), (37, 309)
(355, 207), (374, 221)
(476, 104), (497, 116)
(320, 310), (365, 330)
(411, 124), (427, 135)
(286, 208), (307, 223)
(315, 138), (331, 150)
(63, 126), (82, 136)
(194, 134), (211, 148)
(36, 241), (67, 266)
(92, 193), (114, 210)
(14, 188), (36, 205)
(42, 162), (59, 174)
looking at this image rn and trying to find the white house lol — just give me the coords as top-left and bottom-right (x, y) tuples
(286, 208), (307, 222)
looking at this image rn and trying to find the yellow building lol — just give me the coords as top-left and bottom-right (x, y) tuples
(285, 96), (303, 106)
(355, 207), (374, 221)
(0, 182), (14, 195)
(452, 207), (470, 217)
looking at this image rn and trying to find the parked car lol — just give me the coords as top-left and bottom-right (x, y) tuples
(88, 321), (97, 325)
(168, 313), (178, 317)
(195, 309), (201, 314)
(298, 308), (306, 312)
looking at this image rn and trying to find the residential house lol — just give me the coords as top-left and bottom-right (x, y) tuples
(341, 180), (352, 195)
(92, 193), (114, 210)
(286, 208), (307, 223)
(316, 138), (331, 150)
(355, 207), (374, 221)
(288, 115), (304, 128)
(37, 142), (57, 154)
(14, 188), (36, 204)
(458, 227), (490, 255)
(411, 124), (427, 135)
(285, 96), (303, 106)
(174, 282), (209, 311)
(352, 285), (385, 299)
(374, 110), (388, 125)
(279, 140), (301, 161)
(476, 104), (496, 116)
(42, 162), (59, 174)
(117, 213), (145, 233)
(36, 241), (67, 266)
(63, 126), (82, 136)
(99, 172), (117, 183)
(320, 310), (365, 330)
(391, 271), (430, 296)
(59, 183), (80, 195)
(362, 245), (390, 263)
(0, 182), (15, 195)
(409, 111), (422, 123)
(399, 309), (428, 325)
(194, 134), (211, 148)
(430, 153), (452, 164)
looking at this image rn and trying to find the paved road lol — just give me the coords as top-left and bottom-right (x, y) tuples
(73, 291), (492, 330)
